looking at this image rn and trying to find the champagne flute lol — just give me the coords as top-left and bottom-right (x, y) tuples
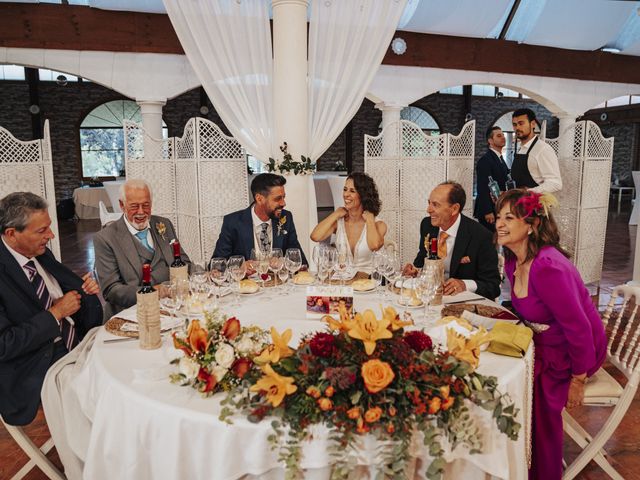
(209, 257), (228, 309)
(269, 248), (284, 290)
(228, 255), (246, 307)
(284, 248), (302, 292)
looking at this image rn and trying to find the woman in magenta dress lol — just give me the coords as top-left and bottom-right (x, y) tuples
(495, 189), (607, 480)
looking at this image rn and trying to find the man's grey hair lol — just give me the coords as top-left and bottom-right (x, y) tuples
(119, 179), (153, 203)
(0, 192), (48, 233)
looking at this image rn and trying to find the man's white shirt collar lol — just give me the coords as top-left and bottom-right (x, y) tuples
(123, 215), (154, 248)
(2, 236), (32, 269)
(518, 135), (537, 153)
(440, 213), (461, 239)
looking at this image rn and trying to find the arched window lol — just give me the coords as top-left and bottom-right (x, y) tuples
(401, 106), (440, 135)
(79, 100), (167, 178)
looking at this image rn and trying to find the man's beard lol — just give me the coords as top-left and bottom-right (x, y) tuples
(132, 217), (150, 230)
(268, 208), (283, 220)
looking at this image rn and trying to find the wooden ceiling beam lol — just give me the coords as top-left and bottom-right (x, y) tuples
(2, 3), (640, 85)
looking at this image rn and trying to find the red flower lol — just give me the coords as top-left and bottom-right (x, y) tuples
(403, 331), (433, 353)
(222, 317), (241, 340)
(197, 367), (217, 393)
(515, 192), (542, 218)
(232, 357), (252, 378)
(309, 332), (336, 357)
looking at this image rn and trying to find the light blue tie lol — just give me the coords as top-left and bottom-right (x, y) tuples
(135, 230), (154, 252)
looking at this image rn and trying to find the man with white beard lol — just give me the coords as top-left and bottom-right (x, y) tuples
(93, 179), (189, 320)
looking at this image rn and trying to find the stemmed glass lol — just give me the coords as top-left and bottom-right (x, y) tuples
(415, 265), (440, 324)
(209, 257), (228, 309)
(334, 241), (351, 286)
(160, 281), (182, 331)
(284, 248), (302, 292)
(317, 255), (331, 286)
(269, 248), (285, 291)
(228, 255), (246, 307)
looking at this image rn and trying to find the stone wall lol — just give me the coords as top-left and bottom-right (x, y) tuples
(601, 123), (636, 185)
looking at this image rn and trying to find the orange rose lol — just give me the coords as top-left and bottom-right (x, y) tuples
(325, 386), (335, 398)
(356, 417), (369, 434)
(388, 406), (397, 417)
(386, 422), (395, 434)
(306, 386), (321, 399)
(364, 406), (383, 423)
(441, 396), (455, 411)
(361, 359), (395, 393)
(347, 407), (361, 419)
(318, 397), (333, 411)
(428, 397), (441, 414)
(222, 317), (241, 340)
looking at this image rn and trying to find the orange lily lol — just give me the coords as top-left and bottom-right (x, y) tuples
(348, 309), (392, 355)
(249, 364), (297, 407)
(381, 305), (412, 331)
(322, 302), (355, 332)
(254, 327), (294, 364)
(187, 320), (209, 354)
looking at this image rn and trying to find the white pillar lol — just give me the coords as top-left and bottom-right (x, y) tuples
(272, 0), (315, 262)
(137, 100), (166, 158)
(376, 103), (405, 157)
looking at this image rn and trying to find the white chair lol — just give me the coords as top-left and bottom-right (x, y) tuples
(629, 171), (639, 226)
(1, 416), (65, 480)
(98, 201), (121, 227)
(562, 284), (640, 480)
(103, 180), (123, 214)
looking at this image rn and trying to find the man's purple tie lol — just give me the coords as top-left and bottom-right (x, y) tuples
(24, 260), (77, 351)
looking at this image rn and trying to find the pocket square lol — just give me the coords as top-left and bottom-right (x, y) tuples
(460, 256), (471, 264)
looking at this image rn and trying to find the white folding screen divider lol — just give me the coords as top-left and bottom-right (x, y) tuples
(545, 120), (613, 284)
(365, 120), (475, 264)
(0, 120), (60, 260)
(124, 119), (248, 264)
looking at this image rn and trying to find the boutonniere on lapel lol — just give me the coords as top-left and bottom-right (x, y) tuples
(156, 222), (166, 240)
(423, 233), (431, 251)
(277, 216), (288, 236)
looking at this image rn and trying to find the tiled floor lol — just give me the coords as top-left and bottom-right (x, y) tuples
(1, 206), (638, 480)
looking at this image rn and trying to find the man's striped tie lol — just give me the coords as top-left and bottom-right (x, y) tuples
(24, 261), (77, 351)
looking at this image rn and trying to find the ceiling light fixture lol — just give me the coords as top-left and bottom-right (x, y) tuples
(391, 37), (407, 55)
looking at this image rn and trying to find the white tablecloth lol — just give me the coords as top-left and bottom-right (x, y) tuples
(72, 187), (112, 219)
(60, 289), (532, 480)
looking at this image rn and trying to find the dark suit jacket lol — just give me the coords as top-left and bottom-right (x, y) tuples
(212, 206), (308, 265)
(0, 241), (103, 425)
(412, 215), (501, 300)
(474, 149), (510, 219)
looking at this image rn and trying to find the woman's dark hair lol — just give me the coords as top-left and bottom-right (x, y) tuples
(495, 188), (569, 262)
(347, 172), (381, 216)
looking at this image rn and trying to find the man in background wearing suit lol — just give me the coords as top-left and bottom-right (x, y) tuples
(0, 192), (102, 425)
(402, 181), (501, 300)
(474, 126), (509, 232)
(213, 173), (308, 265)
(93, 179), (190, 320)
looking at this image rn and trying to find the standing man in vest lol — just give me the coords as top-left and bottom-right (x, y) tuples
(474, 126), (509, 231)
(511, 108), (562, 193)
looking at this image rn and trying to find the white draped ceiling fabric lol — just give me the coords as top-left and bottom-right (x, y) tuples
(308, 0), (407, 161)
(163, 0), (274, 161)
(164, 0), (406, 162)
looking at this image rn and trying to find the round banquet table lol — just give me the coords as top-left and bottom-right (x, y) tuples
(68, 287), (532, 480)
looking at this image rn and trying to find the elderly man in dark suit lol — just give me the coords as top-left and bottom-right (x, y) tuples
(93, 179), (190, 320)
(402, 181), (501, 300)
(474, 126), (510, 231)
(0, 192), (102, 426)
(212, 173), (308, 265)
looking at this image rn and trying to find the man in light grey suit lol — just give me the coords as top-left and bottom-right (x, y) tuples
(93, 179), (190, 320)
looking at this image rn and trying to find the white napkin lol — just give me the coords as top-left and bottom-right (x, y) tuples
(114, 306), (184, 331)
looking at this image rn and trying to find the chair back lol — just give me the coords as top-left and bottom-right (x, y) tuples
(103, 181), (123, 213)
(98, 201), (121, 227)
(601, 285), (640, 381)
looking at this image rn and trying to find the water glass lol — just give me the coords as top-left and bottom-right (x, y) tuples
(284, 248), (302, 292)
(209, 257), (228, 309)
(228, 255), (246, 306)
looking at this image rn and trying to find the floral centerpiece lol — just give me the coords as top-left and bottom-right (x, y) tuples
(218, 306), (521, 479)
(267, 142), (316, 176)
(170, 310), (269, 394)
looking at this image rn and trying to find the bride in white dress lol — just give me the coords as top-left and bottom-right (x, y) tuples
(310, 172), (387, 274)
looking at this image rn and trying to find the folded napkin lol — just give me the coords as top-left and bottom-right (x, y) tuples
(461, 310), (519, 330)
(113, 306), (184, 331)
(487, 321), (533, 358)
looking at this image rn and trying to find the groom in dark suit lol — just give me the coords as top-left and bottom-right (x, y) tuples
(474, 126), (509, 231)
(212, 173), (308, 265)
(402, 182), (501, 300)
(0, 192), (103, 425)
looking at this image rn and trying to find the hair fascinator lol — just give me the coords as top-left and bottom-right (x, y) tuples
(515, 191), (558, 218)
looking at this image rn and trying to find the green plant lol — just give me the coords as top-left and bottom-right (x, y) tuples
(267, 142), (316, 176)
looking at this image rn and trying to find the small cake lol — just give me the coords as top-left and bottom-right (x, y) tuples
(352, 278), (375, 291)
(239, 279), (260, 294)
(293, 271), (315, 285)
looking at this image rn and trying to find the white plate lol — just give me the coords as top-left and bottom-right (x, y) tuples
(394, 299), (424, 309)
(354, 286), (378, 294)
(239, 288), (262, 296)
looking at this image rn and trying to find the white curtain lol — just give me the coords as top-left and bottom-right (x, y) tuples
(163, 0), (274, 161)
(308, 0), (407, 161)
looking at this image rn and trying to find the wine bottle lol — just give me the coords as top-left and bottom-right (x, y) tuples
(170, 241), (188, 283)
(428, 237), (439, 260)
(505, 174), (516, 191)
(488, 176), (501, 203)
(137, 263), (161, 350)
(138, 263), (155, 293)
